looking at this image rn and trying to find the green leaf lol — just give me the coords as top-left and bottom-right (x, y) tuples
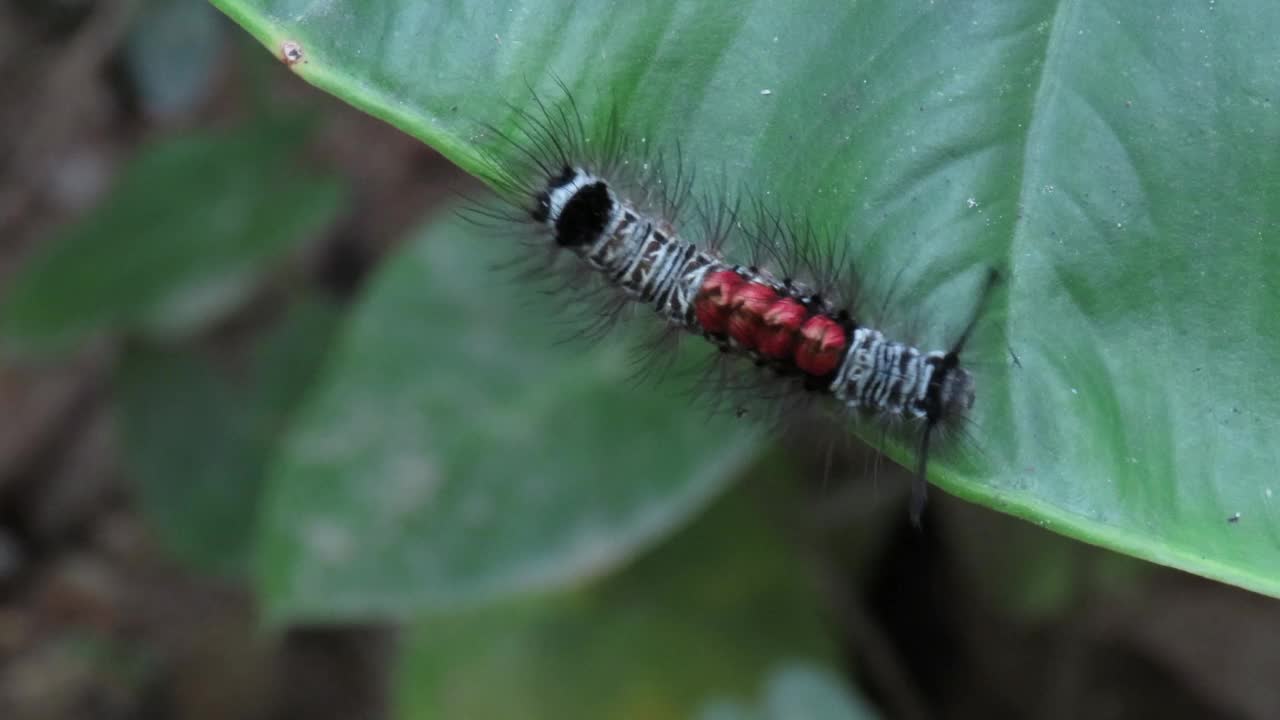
(394, 477), (836, 720)
(256, 213), (757, 619)
(698, 661), (880, 720)
(214, 1), (1280, 597)
(1, 121), (345, 355)
(116, 298), (340, 576)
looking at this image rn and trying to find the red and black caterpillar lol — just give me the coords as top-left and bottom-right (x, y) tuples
(537, 165), (976, 427)
(477, 89), (995, 522)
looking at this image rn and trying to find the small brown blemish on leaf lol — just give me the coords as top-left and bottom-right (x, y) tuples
(281, 41), (304, 66)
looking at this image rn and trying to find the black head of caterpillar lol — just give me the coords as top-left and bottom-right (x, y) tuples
(544, 174), (615, 248)
(465, 79), (1002, 526)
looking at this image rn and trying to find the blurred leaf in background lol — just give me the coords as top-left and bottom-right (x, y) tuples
(256, 212), (759, 619)
(0, 118), (345, 355)
(115, 298), (340, 577)
(395, 471), (838, 719)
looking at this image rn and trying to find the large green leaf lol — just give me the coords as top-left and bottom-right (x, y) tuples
(394, 476), (836, 719)
(0, 121), (344, 354)
(257, 214), (756, 618)
(215, 0), (1280, 597)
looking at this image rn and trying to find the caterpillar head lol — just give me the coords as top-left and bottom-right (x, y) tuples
(538, 169), (615, 248)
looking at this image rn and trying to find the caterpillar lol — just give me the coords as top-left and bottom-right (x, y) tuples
(468, 83), (998, 523)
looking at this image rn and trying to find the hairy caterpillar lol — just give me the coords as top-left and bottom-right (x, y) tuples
(466, 83), (998, 523)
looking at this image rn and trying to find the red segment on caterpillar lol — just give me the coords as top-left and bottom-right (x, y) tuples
(728, 283), (777, 348)
(756, 297), (807, 359)
(795, 315), (847, 376)
(693, 270), (746, 335)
